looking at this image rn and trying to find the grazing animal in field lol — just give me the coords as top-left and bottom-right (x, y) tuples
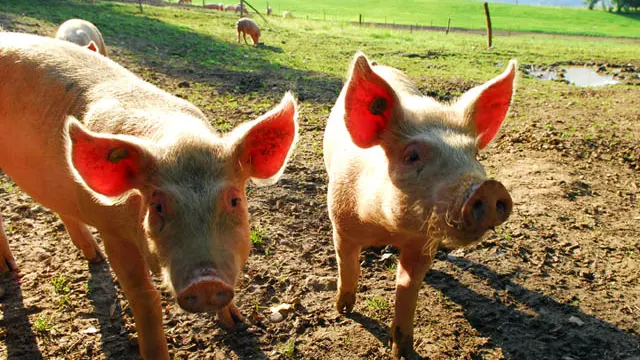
(54, 19), (107, 56)
(267, 6), (272, 15)
(178, 0), (192, 5)
(236, 18), (260, 45)
(225, 4), (236, 11)
(282, 11), (293, 19)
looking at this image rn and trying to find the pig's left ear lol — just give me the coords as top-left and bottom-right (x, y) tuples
(85, 41), (99, 54)
(344, 52), (397, 148)
(456, 59), (517, 150)
(231, 92), (299, 186)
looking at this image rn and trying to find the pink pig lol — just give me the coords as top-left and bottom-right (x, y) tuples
(0, 32), (299, 359)
(54, 18), (107, 56)
(323, 52), (516, 359)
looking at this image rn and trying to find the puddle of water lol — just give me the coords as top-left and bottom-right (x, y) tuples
(525, 66), (620, 87)
(562, 67), (619, 87)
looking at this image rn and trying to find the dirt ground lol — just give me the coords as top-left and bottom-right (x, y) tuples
(1, 9), (639, 360)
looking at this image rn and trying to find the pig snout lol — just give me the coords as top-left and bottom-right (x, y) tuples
(177, 269), (234, 313)
(461, 180), (512, 233)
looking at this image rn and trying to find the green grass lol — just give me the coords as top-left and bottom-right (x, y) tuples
(51, 274), (71, 295)
(250, 228), (265, 247)
(33, 315), (55, 334)
(280, 338), (297, 358)
(171, 0), (640, 38)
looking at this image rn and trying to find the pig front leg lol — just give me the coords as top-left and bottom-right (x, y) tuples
(59, 215), (104, 263)
(334, 228), (361, 314)
(390, 240), (439, 360)
(101, 232), (169, 360)
(217, 301), (244, 328)
(0, 212), (17, 272)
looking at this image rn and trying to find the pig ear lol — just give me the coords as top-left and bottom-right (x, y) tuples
(85, 41), (99, 53)
(457, 59), (517, 150)
(66, 117), (155, 198)
(344, 52), (397, 148)
(231, 92), (299, 186)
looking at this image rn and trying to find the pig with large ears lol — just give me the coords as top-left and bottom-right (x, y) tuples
(323, 51), (517, 359)
(0, 32), (298, 359)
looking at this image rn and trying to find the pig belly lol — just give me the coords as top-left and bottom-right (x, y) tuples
(0, 122), (84, 221)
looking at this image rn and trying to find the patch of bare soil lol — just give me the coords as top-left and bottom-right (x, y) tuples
(0, 13), (639, 360)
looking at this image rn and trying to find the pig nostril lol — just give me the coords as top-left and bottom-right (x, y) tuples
(216, 291), (229, 301)
(471, 200), (486, 223)
(184, 295), (198, 306)
(496, 200), (508, 219)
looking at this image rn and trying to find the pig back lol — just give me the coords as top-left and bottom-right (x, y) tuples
(0, 33), (206, 226)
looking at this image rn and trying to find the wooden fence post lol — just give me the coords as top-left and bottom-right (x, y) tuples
(484, 2), (493, 48)
(446, 17), (451, 34)
(138, 0), (143, 12)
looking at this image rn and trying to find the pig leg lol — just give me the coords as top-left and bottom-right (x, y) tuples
(59, 215), (104, 263)
(101, 232), (169, 360)
(0, 212), (17, 272)
(390, 241), (439, 360)
(334, 228), (361, 314)
(216, 301), (244, 328)
(243, 33), (249, 45)
(237, 30), (241, 43)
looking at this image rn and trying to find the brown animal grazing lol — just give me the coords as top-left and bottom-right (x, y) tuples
(323, 52), (516, 359)
(204, 3), (222, 10)
(236, 18), (261, 46)
(178, 0), (192, 4)
(0, 32), (299, 360)
(54, 18), (107, 56)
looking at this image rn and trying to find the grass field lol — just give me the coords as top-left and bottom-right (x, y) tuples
(178, 0), (640, 38)
(0, 1), (639, 359)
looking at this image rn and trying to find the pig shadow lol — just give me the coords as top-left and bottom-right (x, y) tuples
(87, 261), (140, 360)
(220, 324), (268, 360)
(0, 277), (43, 360)
(425, 255), (640, 360)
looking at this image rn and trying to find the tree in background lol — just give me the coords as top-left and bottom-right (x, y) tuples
(585, 0), (639, 10)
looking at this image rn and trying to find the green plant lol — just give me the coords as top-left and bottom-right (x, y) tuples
(365, 296), (389, 311)
(281, 338), (296, 358)
(51, 274), (70, 295)
(33, 315), (55, 334)
(250, 228), (265, 247)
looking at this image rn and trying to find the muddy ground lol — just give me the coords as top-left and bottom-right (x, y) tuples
(0, 7), (639, 360)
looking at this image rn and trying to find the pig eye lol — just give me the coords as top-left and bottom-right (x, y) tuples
(404, 151), (420, 164)
(154, 203), (164, 215)
(230, 197), (240, 208)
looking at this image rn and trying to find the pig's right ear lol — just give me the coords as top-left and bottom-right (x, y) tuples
(344, 52), (397, 148)
(65, 117), (155, 199)
(85, 41), (99, 54)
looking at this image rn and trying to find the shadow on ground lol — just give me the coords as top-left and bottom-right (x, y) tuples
(424, 255), (640, 360)
(0, 278), (43, 360)
(87, 261), (139, 360)
(0, 0), (342, 103)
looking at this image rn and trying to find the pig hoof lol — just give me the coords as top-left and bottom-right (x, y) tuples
(217, 302), (244, 329)
(336, 291), (356, 314)
(88, 249), (106, 263)
(391, 325), (417, 360)
(0, 256), (18, 273)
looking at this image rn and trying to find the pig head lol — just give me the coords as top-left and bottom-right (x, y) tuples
(323, 52), (516, 359)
